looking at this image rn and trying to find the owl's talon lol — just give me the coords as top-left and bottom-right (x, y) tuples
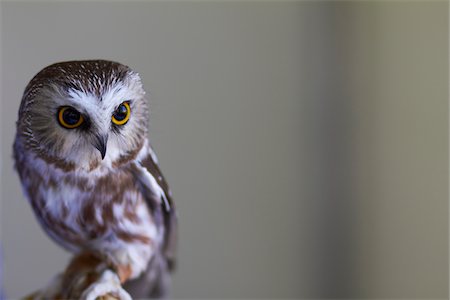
(80, 270), (132, 300)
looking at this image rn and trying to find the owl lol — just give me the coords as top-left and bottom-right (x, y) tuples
(13, 60), (177, 299)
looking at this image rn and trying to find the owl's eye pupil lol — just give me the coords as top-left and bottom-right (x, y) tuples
(63, 109), (81, 125)
(57, 106), (84, 129)
(111, 102), (131, 126)
(113, 104), (128, 121)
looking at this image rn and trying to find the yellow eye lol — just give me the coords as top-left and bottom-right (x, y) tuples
(112, 101), (131, 125)
(57, 106), (84, 129)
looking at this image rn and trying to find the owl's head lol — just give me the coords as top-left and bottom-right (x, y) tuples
(16, 60), (149, 172)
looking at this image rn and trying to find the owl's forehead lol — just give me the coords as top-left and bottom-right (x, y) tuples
(31, 60), (133, 93)
(65, 78), (142, 111)
(24, 60), (145, 110)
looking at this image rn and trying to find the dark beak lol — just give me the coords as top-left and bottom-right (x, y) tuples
(93, 134), (108, 160)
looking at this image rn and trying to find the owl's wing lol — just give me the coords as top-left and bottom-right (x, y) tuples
(131, 145), (177, 271)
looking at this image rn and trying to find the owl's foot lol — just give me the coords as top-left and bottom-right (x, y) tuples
(80, 270), (132, 300)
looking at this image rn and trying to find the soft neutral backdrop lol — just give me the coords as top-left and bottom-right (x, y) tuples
(1, 1), (448, 299)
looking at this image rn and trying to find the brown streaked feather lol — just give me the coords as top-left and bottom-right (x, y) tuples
(135, 146), (177, 271)
(112, 139), (144, 168)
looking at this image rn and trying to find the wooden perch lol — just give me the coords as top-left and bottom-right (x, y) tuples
(23, 252), (125, 300)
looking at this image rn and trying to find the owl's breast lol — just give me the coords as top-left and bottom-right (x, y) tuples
(19, 159), (159, 256)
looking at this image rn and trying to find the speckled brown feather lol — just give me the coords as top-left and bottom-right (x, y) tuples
(139, 150), (177, 271)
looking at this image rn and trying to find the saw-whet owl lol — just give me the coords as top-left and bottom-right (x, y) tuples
(13, 60), (177, 299)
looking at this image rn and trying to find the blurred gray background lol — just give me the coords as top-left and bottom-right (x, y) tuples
(0, 1), (448, 299)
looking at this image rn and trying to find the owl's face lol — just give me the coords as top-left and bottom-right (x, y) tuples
(16, 60), (149, 171)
